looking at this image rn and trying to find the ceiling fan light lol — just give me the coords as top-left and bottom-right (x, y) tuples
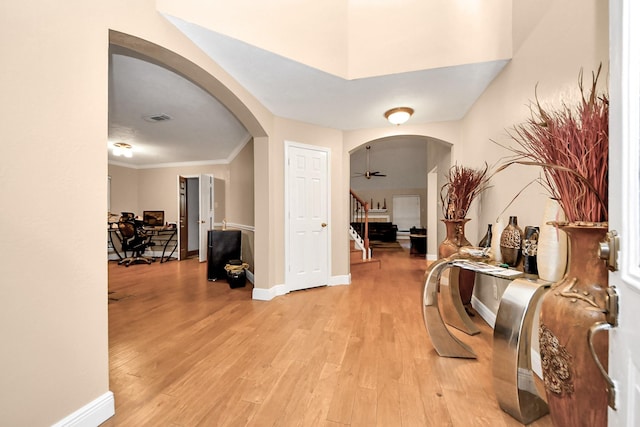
(384, 107), (414, 125)
(113, 142), (133, 157)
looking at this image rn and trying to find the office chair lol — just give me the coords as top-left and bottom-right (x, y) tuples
(117, 218), (155, 266)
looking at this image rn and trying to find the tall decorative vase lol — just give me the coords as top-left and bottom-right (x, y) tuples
(500, 216), (523, 267)
(491, 218), (505, 263)
(438, 219), (472, 258)
(537, 199), (568, 282)
(438, 219), (475, 310)
(539, 223), (609, 427)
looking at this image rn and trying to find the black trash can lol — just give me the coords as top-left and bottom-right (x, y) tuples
(225, 259), (247, 288)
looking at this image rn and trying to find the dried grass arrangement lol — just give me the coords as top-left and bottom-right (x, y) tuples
(440, 163), (491, 220)
(497, 65), (608, 223)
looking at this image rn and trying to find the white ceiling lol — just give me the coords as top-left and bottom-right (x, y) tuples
(108, 16), (509, 168)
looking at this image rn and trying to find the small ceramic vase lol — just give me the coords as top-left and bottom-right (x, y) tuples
(500, 216), (523, 267)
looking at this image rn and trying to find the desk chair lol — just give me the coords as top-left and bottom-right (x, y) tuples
(117, 219), (155, 266)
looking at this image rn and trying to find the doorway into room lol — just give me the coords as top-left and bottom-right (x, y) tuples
(179, 174), (214, 262)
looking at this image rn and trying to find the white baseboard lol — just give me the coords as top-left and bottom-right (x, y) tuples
(328, 274), (350, 286)
(427, 253), (437, 261)
(252, 284), (288, 301)
(472, 295), (496, 328)
(52, 391), (114, 427)
(252, 274), (350, 300)
(246, 269), (255, 284)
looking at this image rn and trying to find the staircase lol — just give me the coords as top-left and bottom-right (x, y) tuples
(350, 190), (380, 269)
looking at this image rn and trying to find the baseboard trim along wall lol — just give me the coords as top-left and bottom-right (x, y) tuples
(472, 295), (497, 328)
(52, 391), (114, 427)
(252, 284), (288, 301)
(253, 275), (351, 300)
(328, 274), (350, 286)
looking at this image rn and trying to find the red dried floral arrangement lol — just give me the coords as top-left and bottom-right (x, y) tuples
(440, 163), (491, 220)
(498, 65), (608, 223)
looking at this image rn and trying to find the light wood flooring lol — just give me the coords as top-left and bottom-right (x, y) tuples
(103, 244), (552, 426)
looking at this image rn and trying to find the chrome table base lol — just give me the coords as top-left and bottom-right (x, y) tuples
(422, 259), (550, 424)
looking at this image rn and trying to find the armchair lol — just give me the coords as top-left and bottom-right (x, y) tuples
(117, 219), (155, 266)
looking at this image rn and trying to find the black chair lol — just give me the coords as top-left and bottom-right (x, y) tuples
(117, 219), (155, 266)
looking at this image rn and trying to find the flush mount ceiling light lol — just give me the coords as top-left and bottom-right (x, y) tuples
(112, 142), (133, 158)
(384, 107), (414, 125)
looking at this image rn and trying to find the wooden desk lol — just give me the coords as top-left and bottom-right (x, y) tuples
(108, 225), (178, 263)
(144, 227), (178, 263)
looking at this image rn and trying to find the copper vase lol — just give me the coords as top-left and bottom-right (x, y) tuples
(438, 218), (471, 258)
(438, 219), (475, 307)
(539, 223), (609, 426)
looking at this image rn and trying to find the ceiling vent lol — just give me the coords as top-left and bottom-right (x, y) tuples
(144, 113), (172, 123)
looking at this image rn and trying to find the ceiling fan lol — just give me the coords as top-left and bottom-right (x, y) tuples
(353, 145), (387, 179)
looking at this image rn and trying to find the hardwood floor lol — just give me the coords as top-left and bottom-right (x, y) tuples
(104, 245), (552, 426)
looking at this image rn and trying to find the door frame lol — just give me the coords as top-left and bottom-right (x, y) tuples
(176, 174), (214, 261)
(608, 0), (640, 424)
(284, 140), (331, 292)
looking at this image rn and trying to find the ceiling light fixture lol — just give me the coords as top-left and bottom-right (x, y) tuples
(384, 107), (414, 125)
(112, 142), (133, 158)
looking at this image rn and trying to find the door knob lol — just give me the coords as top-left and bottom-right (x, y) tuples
(321, 223), (327, 228)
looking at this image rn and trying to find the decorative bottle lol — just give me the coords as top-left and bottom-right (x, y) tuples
(522, 226), (539, 276)
(478, 224), (492, 248)
(500, 216), (523, 267)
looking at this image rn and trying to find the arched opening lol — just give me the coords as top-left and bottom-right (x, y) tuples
(349, 135), (453, 260)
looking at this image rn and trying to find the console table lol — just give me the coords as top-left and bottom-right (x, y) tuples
(422, 258), (550, 424)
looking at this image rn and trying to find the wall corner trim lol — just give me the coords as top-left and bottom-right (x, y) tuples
(52, 391), (115, 427)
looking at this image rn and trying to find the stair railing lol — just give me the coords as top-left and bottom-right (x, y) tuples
(350, 190), (371, 260)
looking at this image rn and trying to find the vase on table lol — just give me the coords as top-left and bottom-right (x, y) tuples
(478, 224), (492, 248)
(522, 226), (539, 276)
(539, 223), (609, 427)
(438, 219), (471, 258)
(500, 216), (523, 267)
(491, 218), (505, 263)
(438, 218), (475, 311)
(537, 199), (568, 282)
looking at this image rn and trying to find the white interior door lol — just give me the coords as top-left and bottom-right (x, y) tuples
(286, 142), (329, 292)
(393, 195), (421, 232)
(608, 1), (640, 424)
(199, 173), (214, 263)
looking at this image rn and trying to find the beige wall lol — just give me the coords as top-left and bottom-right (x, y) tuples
(109, 165), (140, 216)
(461, 0), (609, 314)
(157, 0), (512, 79)
(228, 139), (255, 226)
(1, 1), (272, 425)
(109, 163), (229, 223)
(1, 2), (111, 425)
(270, 117), (349, 286)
